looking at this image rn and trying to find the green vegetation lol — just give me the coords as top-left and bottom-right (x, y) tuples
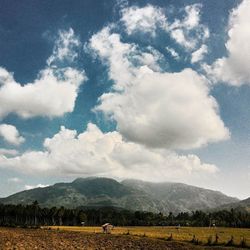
(0, 177), (239, 214)
(217, 197), (250, 213)
(1, 201), (250, 248)
(0, 202), (250, 228)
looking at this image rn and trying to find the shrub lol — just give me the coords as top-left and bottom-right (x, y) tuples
(194, 239), (200, 245)
(191, 234), (196, 243)
(167, 233), (173, 241)
(214, 233), (219, 244)
(240, 237), (247, 248)
(207, 235), (213, 246)
(125, 230), (130, 235)
(226, 236), (234, 246)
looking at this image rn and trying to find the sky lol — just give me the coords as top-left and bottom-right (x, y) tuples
(0, 0), (249, 199)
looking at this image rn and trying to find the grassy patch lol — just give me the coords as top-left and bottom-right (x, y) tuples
(44, 226), (250, 247)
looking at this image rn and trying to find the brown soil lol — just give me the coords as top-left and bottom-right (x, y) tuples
(0, 227), (241, 250)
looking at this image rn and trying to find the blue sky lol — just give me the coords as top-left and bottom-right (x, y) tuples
(0, 0), (249, 199)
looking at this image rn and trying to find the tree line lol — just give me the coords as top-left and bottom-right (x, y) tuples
(0, 201), (249, 228)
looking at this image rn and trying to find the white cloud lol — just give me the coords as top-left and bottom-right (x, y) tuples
(170, 28), (195, 49)
(24, 184), (49, 190)
(89, 27), (163, 91)
(169, 4), (209, 50)
(205, 0), (250, 86)
(191, 44), (208, 63)
(96, 68), (229, 149)
(121, 5), (167, 36)
(89, 29), (229, 150)
(89, 27), (135, 90)
(0, 29), (86, 119)
(120, 4), (209, 51)
(0, 67), (85, 118)
(165, 46), (180, 60)
(47, 28), (80, 65)
(0, 124), (25, 145)
(132, 46), (164, 72)
(182, 4), (202, 30)
(0, 123), (218, 182)
(0, 148), (19, 156)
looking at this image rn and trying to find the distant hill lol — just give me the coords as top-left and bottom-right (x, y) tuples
(214, 197), (250, 213)
(0, 177), (239, 214)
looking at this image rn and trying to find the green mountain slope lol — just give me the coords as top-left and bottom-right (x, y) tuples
(122, 179), (239, 213)
(0, 177), (239, 214)
(214, 197), (250, 213)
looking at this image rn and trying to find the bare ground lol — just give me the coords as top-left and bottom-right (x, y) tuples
(0, 227), (243, 250)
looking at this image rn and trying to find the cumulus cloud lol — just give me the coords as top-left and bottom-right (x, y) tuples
(0, 124), (25, 145)
(191, 44), (208, 63)
(89, 27), (163, 90)
(120, 4), (209, 50)
(165, 46), (180, 60)
(205, 0), (250, 86)
(121, 5), (167, 36)
(0, 67), (85, 118)
(169, 4), (209, 50)
(170, 29), (195, 49)
(89, 28), (229, 150)
(89, 27), (136, 89)
(175, 4), (202, 30)
(0, 29), (86, 119)
(0, 123), (218, 182)
(0, 148), (18, 156)
(47, 28), (80, 65)
(96, 69), (229, 149)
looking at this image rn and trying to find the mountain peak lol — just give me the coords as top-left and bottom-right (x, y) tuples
(72, 177), (118, 184)
(0, 177), (239, 214)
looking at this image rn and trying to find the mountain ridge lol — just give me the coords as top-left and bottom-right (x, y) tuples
(0, 177), (239, 214)
(212, 197), (250, 213)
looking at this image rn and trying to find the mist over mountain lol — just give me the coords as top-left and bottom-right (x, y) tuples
(213, 197), (250, 213)
(0, 177), (239, 214)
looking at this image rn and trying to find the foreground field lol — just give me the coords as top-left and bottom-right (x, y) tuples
(0, 227), (228, 250)
(47, 226), (250, 246)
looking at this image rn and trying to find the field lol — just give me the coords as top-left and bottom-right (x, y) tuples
(0, 226), (249, 249)
(0, 227), (210, 250)
(46, 226), (250, 245)
(44, 226), (250, 248)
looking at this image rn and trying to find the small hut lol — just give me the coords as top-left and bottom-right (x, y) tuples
(102, 223), (114, 233)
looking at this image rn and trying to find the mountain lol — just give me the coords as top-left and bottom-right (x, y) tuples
(121, 179), (239, 213)
(214, 197), (250, 213)
(0, 177), (239, 214)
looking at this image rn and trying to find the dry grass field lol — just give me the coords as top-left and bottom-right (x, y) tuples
(0, 226), (249, 249)
(46, 226), (250, 247)
(0, 227), (221, 250)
